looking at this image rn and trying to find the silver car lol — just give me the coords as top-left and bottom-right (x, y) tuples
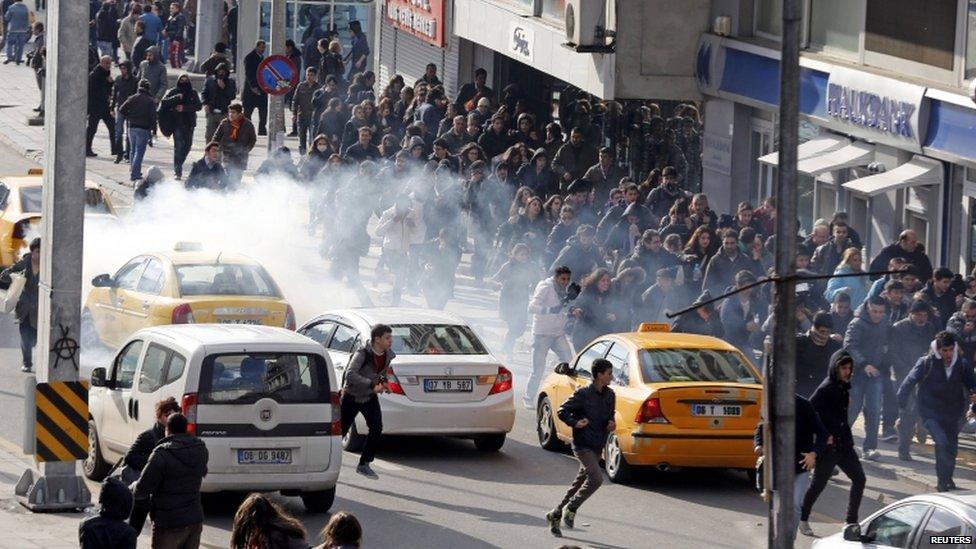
(813, 492), (976, 548)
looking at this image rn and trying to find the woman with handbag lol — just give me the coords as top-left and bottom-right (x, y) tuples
(0, 237), (39, 372)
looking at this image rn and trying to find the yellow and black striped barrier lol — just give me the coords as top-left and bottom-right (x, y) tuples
(34, 381), (89, 462)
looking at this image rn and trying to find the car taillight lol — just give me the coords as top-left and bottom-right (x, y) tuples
(635, 397), (669, 424)
(181, 393), (198, 435)
(385, 366), (405, 395)
(284, 305), (296, 331)
(172, 303), (195, 324)
(330, 391), (341, 435)
(488, 366), (513, 395)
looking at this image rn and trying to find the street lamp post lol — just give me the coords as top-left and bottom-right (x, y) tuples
(767, 0), (801, 546)
(267, 0), (287, 151)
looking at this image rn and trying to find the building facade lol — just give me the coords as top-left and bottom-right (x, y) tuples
(698, 0), (976, 274)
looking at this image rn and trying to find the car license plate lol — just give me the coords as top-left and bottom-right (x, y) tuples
(691, 404), (742, 417)
(218, 318), (262, 325)
(423, 378), (473, 392)
(237, 449), (292, 464)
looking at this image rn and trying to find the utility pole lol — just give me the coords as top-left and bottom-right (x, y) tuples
(193, 0), (223, 72)
(767, 0), (801, 546)
(267, 0), (287, 151)
(16, 0), (91, 511)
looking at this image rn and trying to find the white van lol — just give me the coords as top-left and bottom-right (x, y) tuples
(84, 325), (342, 512)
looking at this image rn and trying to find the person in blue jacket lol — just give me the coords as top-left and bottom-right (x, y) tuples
(898, 331), (976, 492)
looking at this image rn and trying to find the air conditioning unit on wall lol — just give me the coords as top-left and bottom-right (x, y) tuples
(564, 0), (615, 52)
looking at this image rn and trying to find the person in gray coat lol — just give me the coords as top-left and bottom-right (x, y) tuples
(3, 0), (30, 64)
(137, 47), (167, 102)
(843, 296), (891, 460)
(341, 324), (396, 480)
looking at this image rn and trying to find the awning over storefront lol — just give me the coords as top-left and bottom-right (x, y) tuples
(758, 134), (850, 167)
(796, 142), (875, 177)
(842, 156), (943, 197)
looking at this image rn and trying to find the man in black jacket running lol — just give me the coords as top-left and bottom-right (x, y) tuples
(546, 358), (615, 538)
(798, 349), (867, 539)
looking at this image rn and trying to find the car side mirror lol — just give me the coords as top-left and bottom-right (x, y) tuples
(554, 362), (570, 375)
(842, 523), (866, 542)
(91, 274), (114, 288)
(90, 367), (108, 388)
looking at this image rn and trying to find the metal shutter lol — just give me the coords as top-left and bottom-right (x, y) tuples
(442, 35), (460, 99)
(377, 19), (396, 92)
(392, 30), (441, 89)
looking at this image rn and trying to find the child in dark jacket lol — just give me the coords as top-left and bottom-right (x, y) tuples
(79, 477), (137, 549)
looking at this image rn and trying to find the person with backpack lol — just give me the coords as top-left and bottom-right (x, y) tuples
(78, 477), (137, 549)
(341, 323), (395, 480)
(898, 331), (976, 492)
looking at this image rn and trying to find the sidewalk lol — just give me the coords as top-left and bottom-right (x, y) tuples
(0, 60), (275, 212)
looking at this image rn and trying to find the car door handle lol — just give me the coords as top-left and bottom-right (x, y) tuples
(127, 398), (134, 419)
(142, 301), (151, 310)
(132, 400), (139, 421)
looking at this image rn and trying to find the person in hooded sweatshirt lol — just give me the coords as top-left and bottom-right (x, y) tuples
(795, 312), (841, 399)
(132, 413), (209, 548)
(79, 477), (137, 549)
(798, 349), (867, 539)
(160, 73), (202, 179)
(898, 331), (976, 492)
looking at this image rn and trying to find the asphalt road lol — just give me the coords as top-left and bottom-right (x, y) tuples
(0, 139), (924, 548)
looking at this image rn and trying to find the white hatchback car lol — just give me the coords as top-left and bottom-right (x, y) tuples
(84, 325), (342, 512)
(298, 308), (516, 452)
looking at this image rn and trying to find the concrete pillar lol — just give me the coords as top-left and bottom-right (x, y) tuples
(236, 0), (259, 90)
(193, 0), (223, 71)
(267, 0), (286, 151)
(15, 0), (92, 512)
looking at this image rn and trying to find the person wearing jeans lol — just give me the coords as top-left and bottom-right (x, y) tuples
(546, 358), (615, 538)
(3, 0), (30, 65)
(799, 350), (867, 538)
(0, 238), (39, 372)
(526, 266), (576, 409)
(843, 295), (891, 460)
(119, 79), (157, 181)
(340, 324), (395, 480)
(898, 331), (976, 492)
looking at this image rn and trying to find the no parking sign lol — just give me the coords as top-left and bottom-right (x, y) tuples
(256, 55), (299, 96)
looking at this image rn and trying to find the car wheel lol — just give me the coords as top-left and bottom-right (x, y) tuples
(83, 420), (111, 481)
(537, 396), (563, 451)
(604, 432), (633, 484)
(342, 422), (366, 453)
(300, 487), (336, 513)
(473, 434), (506, 452)
(80, 309), (101, 351)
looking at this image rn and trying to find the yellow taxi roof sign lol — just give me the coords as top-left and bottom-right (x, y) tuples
(27, 168), (42, 175)
(638, 322), (671, 333)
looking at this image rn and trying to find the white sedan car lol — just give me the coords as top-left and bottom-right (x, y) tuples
(813, 492), (976, 548)
(297, 308), (516, 452)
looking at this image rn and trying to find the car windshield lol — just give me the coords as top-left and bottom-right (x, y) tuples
(19, 187), (42, 213)
(390, 324), (489, 355)
(199, 353), (330, 404)
(175, 263), (280, 297)
(639, 348), (758, 384)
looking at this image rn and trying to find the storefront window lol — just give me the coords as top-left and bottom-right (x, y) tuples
(810, 0), (863, 57)
(755, 0), (782, 37)
(967, 0), (976, 79)
(542, 0), (566, 22)
(865, 0), (956, 70)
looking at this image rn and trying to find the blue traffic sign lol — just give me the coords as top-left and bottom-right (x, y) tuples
(256, 55), (299, 96)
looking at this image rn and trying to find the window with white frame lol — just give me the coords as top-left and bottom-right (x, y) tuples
(755, 0), (782, 37)
(864, 0), (956, 70)
(809, 0), (863, 57)
(967, 0), (976, 79)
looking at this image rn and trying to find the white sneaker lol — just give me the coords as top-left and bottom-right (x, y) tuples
(798, 521), (815, 537)
(863, 449), (880, 461)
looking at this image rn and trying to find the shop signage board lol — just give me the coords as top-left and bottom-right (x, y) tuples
(825, 66), (927, 150)
(385, 0), (445, 48)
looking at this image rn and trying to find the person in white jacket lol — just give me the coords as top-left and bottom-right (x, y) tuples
(525, 265), (577, 409)
(375, 196), (426, 305)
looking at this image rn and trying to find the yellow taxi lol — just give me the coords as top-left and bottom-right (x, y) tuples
(82, 244), (295, 349)
(535, 323), (763, 483)
(0, 170), (117, 266)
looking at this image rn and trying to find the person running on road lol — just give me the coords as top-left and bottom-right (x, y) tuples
(798, 349), (866, 539)
(546, 358), (616, 538)
(525, 266), (577, 409)
(0, 237), (39, 372)
(897, 331), (976, 492)
(341, 323), (395, 479)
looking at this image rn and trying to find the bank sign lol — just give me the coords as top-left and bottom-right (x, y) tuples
(385, 0), (445, 48)
(825, 67), (927, 150)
